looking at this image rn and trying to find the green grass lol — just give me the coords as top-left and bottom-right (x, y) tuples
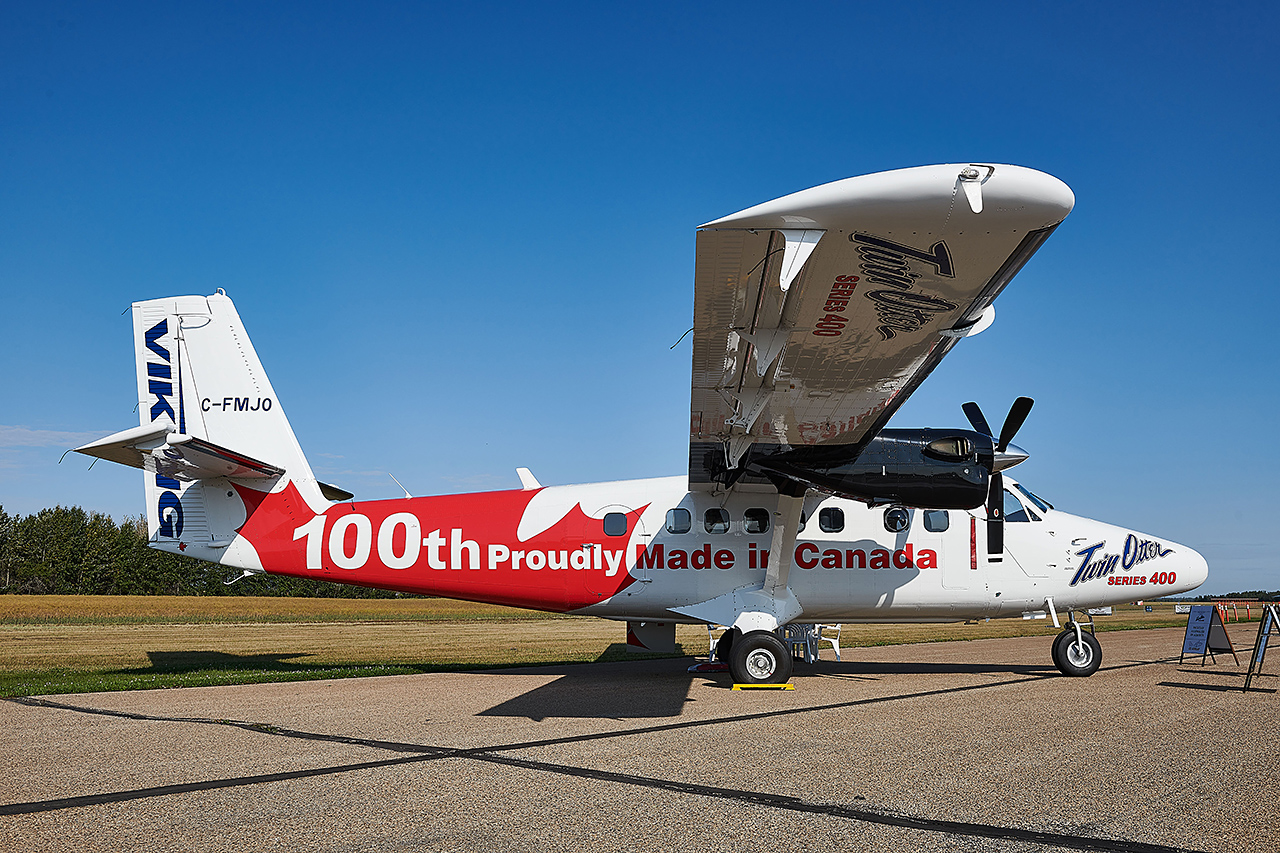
(0, 643), (689, 697)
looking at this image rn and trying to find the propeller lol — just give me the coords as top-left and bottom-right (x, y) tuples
(962, 397), (1034, 559)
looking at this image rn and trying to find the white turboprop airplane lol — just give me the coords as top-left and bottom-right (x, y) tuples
(76, 163), (1208, 684)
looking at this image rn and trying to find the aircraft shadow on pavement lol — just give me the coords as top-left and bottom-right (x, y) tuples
(131, 650), (440, 678)
(476, 654), (1059, 720)
(138, 650), (319, 674)
(798, 659), (1055, 678)
(478, 669), (698, 721)
(475, 643), (698, 720)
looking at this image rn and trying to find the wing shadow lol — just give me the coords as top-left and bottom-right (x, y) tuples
(478, 646), (698, 720)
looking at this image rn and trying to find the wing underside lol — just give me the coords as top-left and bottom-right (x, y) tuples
(689, 163), (1074, 489)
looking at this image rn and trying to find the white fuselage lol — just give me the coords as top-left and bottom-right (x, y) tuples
(573, 476), (1208, 623)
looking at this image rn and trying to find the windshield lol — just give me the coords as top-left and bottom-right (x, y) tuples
(1013, 482), (1053, 513)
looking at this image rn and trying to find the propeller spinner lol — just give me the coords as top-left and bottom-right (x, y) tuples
(962, 397), (1034, 559)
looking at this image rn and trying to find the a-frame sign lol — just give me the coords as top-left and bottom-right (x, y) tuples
(1243, 603), (1280, 693)
(1180, 604), (1239, 665)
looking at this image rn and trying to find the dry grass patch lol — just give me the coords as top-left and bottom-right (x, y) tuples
(0, 596), (1249, 697)
(0, 594), (556, 624)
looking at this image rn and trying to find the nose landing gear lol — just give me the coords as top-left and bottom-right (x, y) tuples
(1051, 617), (1102, 677)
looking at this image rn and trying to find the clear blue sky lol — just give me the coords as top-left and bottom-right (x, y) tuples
(2, 2), (1276, 595)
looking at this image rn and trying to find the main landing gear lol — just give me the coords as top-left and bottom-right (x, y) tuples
(1051, 618), (1102, 677)
(716, 628), (795, 685)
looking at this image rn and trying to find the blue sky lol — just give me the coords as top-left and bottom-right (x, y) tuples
(2, 2), (1276, 595)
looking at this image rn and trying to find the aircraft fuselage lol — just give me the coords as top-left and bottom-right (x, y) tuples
(193, 473), (1207, 626)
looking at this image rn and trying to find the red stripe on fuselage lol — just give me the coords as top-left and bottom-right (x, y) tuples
(232, 482), (640, 612)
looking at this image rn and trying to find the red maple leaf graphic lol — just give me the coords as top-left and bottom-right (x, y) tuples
(229, 482), (648, 612)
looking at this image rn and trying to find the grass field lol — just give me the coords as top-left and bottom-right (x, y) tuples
(0, 594), (563, 624)
(0, 595), (1257, 697)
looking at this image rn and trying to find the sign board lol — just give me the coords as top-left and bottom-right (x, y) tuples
(1087, 606), (1113, 616)
(1174, 604), (1192, 614)
(1243, 604), (1280, 692)
(1180, 605), (1238, 665)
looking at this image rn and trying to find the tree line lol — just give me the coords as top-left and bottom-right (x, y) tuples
(1193, 590), (1280, 602)
(0, 505), (404, 597)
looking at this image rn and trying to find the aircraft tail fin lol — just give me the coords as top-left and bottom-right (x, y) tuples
(76, 291), (340, 558)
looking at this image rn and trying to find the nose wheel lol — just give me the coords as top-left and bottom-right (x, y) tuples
(1051, 622), (1102, 677)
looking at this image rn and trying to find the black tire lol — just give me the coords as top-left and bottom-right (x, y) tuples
(728, 630), (793, 684)
(714, 628), (737, 663)
(1052, 629), (1102, 677)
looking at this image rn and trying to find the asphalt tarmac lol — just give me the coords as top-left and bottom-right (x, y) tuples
(2, 627), (1274, 852)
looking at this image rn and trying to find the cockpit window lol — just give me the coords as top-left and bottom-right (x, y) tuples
(1013, 483), (1052, 513)
(1002, 489), (1031, 523)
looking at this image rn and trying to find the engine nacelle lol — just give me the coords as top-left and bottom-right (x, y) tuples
(749, 429), (994, 509)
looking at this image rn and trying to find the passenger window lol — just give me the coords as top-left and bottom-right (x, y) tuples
(923, 509), (949, 532)
(665, 508), (691, 534)
(603, 512), (628, 536)
(744, 508), (769, 534)
(818, 507), (844, 533)
(704, 508), (730, 534)
(1002, 490), (1031, 523)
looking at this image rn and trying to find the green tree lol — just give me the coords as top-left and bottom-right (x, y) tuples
(0, 505), (13, 590)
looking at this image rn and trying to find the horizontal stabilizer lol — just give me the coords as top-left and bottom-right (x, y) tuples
(76, 425), (284, 481)
(74, 424), (173, 469)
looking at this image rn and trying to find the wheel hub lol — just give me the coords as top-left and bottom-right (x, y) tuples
(1066, 640), (1093, 668)
(744, 649), (777, 680)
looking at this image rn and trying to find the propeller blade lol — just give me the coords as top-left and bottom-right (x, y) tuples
(997, 397), (1034, 452)
(963, 398), (1028, 557)
(961, 401), (992, 437)
(987, 470), (1004, 556)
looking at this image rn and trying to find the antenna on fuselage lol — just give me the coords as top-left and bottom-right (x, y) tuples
(388, 473), (413, 499)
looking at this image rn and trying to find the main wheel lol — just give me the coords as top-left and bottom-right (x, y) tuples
(1052, 629), (1102, 677)
(729, 631), (793, 684)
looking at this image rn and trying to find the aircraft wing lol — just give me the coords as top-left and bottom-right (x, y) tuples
(689, 163), (1073, 488)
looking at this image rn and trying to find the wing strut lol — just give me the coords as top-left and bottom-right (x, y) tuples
(764, 492), (805, 598)
(671, 489), (807, 634)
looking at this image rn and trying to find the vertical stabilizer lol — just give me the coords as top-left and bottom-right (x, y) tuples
(131, 292), (324, 553)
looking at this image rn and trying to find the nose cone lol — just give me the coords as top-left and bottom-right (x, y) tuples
(993, 443), (1029, 472)
(1064, 519), (1210, 598)
(1173, 544), (1210, 595)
